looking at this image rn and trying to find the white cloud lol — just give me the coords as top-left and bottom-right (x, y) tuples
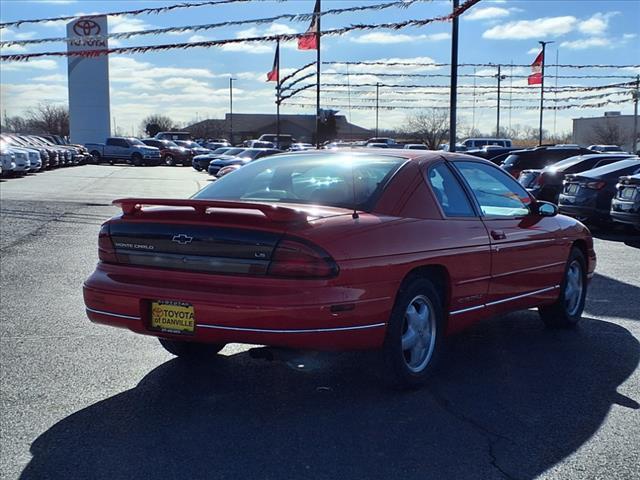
(109, 56), (216, 82)
(109, 16), (153, 34)
(0, 82), (68, 115)
(32, 73), (67, 82)
(560, 37), (612, 50)
(0, 45), (28, 53)
(464, 7), (511, 21)
(1, 59), (60, 71)
(578, 12), (618, 35)
(483, 16), (577, 39)
(623, 33), (637, 40)
(265, 23), (297, 35)
(350, 32), (450, 44)
(220, 42), (272, 54)
(527, 47), (541, 55)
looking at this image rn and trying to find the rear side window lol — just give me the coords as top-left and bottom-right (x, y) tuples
(427, 163), (475, 217)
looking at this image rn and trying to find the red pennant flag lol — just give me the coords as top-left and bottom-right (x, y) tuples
(298, 0), (320, 50)
(266, 42), (279, 82)
(528, 50), (544, 85)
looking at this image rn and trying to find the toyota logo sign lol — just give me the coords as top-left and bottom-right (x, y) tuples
(73, 19), (101, 37)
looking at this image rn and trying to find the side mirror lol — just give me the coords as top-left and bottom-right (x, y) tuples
(534, 201), (558, 217)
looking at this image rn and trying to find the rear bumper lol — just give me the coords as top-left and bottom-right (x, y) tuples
(558, 204), (608, 222)
(611, 198), (640, 226)
(83, 263), (393, 350)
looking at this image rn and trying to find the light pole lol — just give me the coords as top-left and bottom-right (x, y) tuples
(495, 65), (506, 138)
(229, 77), (236, 145)
(448, 0), (459, 152)
(375, 82), (380, 137)
(633, 75), (639, 154)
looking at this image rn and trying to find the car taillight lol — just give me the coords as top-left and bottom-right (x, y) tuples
(268, 238), (338, 279)
(585, 181), (606, 190)
(98, 223), (117, 263)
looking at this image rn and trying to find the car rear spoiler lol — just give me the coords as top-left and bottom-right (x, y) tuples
(112, 198), (309, 223)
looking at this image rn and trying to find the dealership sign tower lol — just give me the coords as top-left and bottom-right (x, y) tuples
(66, 16), (111, 144)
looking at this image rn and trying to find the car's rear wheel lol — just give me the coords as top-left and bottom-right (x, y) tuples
(164, 154), (175, 166)
(158, 338), (226, 360)
(381, 277), (445, 388)
(539, 247), (587, 328)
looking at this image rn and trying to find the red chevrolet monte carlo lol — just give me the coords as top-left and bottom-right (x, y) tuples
(83, 150), (596, 387)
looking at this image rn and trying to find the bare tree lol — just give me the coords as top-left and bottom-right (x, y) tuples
(141, 114), (175, 137)
(1, 115), (29, 133)
(590, 119), (629, 146)
(25, 104), (69, 135)
(402, 109), (450, 149)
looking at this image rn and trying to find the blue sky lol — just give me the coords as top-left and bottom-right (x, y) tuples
(1, 0), (639, 136)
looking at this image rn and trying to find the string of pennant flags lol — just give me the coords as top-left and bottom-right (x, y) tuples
(0, 0), (272, 28)
(324, 72), (637, 80)
(324, 61), (640, 70)
(281, 97), (631, 111)
(0, 0), (482, 62)
(293, 90), (632, 105)
(315, 89), (631, 102)
(0, 0), (426, 48)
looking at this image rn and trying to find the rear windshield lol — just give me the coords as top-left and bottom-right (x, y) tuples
(502, 154), (526, 166)
(194, 153), (406, 210)
(212, 147), (232, 154)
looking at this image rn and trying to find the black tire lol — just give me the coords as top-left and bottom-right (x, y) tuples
(131, 154), (143, 167)
(158, 338), (226, 360)
(164, 154), (175, 166)
(381, 277), (445, 389)
(91, 151), (101, 164)
(539, 247), (587, 328)
(193, 165), (203, 172)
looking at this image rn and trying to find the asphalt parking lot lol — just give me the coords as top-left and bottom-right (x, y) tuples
(1, 165), (639, 480)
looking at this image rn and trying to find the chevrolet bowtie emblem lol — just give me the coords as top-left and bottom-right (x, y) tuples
(172, 234), (193, 245)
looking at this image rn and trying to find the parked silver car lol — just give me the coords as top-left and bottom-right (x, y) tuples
(1, 146), (16, 176)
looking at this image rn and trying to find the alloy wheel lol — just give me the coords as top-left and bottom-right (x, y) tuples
(564, 260), (584, 316)
(401, 295), (437, 373)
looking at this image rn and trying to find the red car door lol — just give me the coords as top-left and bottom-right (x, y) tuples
(453, 160), (565, 314)
(421, 161), (492, 331)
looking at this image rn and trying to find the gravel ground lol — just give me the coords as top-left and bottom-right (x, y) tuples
(1, 165), (638, 480)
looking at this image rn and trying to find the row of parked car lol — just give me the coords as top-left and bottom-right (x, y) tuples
(0, 133), (92, 177)
(191, 140), (639, 230)
(494, 145), (639, 230)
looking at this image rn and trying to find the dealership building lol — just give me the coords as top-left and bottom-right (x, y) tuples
(186, 113), (372, 144)
(572, 112), (638, 153)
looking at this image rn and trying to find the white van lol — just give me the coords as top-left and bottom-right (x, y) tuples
(463, 138), (512, 149)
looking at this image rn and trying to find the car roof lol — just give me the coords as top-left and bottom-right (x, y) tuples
(289, 147), (491, 166)
(577, 158), (640, 177)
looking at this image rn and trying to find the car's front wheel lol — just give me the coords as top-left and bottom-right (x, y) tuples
(539, 247), (587, 328)
(158, 338), (226, 360)
(381, 277), (445, 388)
(164, 154), (175, 166)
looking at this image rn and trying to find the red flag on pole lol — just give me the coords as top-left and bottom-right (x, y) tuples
(528, 50), (544, 85)
(298, 0), (320, 50)
(266, 42), (279, 82)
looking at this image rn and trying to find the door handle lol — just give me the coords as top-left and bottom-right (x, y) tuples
(491, 230), (506, 240)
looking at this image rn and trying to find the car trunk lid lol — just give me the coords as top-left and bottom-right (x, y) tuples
(104, 198), (350, 275)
